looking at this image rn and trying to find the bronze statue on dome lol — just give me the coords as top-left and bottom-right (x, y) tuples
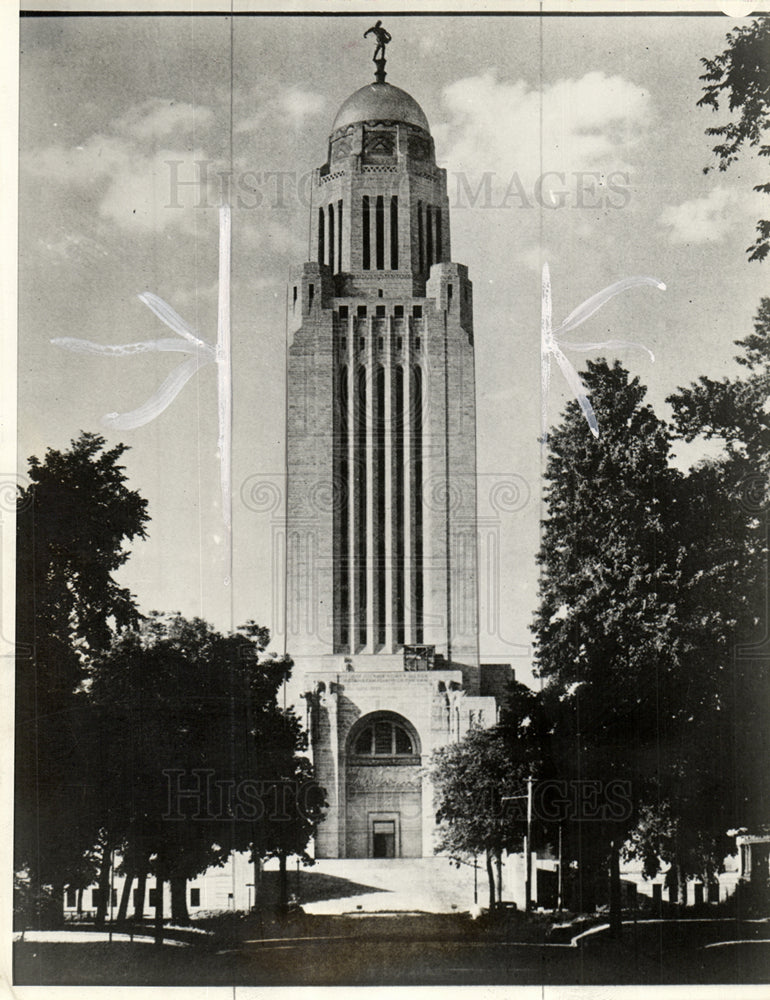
(364, 20), (391, 62)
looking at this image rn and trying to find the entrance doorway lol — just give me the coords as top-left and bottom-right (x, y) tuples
(371, 818), (397, 858)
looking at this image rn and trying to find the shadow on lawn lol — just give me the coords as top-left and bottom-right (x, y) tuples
(257, 868), (389, 906)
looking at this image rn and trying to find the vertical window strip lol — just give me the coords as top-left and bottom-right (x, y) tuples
(328, 203), (335, 273)
(395, 365), (405, 646)
(390, 195), (398, 270)
(376, 194), (385, 270)
(426, 206), (433, 270)
(357, 365), (368, 648)
(376, 365), (386, 647)
(412, 364), (423, 643)
(362, 196), (370, 270)
(338, 364), (349, 651)
(417, 200), (424, 274)
(318, 206), (325, 265)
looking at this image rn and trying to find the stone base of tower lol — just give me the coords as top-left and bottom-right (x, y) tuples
(296, 659), (500, 860)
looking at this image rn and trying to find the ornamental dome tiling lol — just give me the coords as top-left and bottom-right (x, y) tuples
(331, 82), (430, 135)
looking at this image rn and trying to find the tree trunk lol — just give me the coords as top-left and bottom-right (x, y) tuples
(279, 852), (288, 910)
(253, 853), (262, 910)
(496, 852), (503, 904)
(486, 849), (496, 909)
(50, 882), (65, 930)
(116, 868), (134, 925)
(170, 876), (190, 925)
(666, 863), (679, 905)
(77, 887), (83, 919)
(609, 838), (622, 938)
(95, 842), (111, 928)
(677, 861), (688, 909)
(154, 872), (164, 946)
(134, 872), (146, 920)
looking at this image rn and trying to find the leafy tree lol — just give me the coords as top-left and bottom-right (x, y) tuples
(666, 299), (770, 844)
(15, 432), (149, 926)
(532, 360), (685, 932)
(699, 15), (770, 261)
(87, 613), (324, 931)
(431, 725), (532, 908)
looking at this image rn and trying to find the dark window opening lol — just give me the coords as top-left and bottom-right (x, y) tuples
(308, 283), (314, 306)
(190, 888), (201, 907)
(376, 304), (386, 317)
(318, 207), (324, 264)
(357, 366), (368, 648)
(394, 304), (404, 317)
(338, 363), (349, 651)
(362, 196), (370, 270)
(395, 365), (405, 645)
(292, 285), (297, 305)
(339, 305), (348, 319)
(338, 198), (343, 272)
(417, 200), (424, 274)
(354, 720), (414, 756)
(413, 305), (422, 318)
(396, 335), (403, 350)
(66, 889), (77, 908)
(390, 195), (399, 269)
(426, 205), (433, 268)
(413, 365), (423, 644)
(328, 203), (335, 273)
(448, 283), (453, 301)
(149, 888), (158, 907)
(357, 305), (367, 317)
(435, 207), (443, 261)
(341, 336), (347, 350)
(376, 365), (386, 647)
(415, 336), (421, 351)
(378, 288), (383, 297)
(375, 194), (385, 270)
(359, 336), (365, 351)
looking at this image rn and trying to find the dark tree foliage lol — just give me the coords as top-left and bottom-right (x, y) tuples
(699, 16), (770, 261)
(533, 360), (685, 930)
(667, 299), (770, 843)
(15, 432), (149, 925)
(431, 724), (534, 908)
(87, 613), (324, 924)
(532, 335), (770, 919)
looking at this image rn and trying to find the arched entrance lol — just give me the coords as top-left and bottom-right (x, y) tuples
(345, 711), (423, 858)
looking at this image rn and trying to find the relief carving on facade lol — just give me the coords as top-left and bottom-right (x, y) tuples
(347, 765), (422, 792)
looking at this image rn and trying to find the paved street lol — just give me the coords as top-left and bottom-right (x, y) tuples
(15, 918), (770, 985)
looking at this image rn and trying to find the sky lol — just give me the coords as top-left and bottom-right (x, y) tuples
(16, 9), (769, 685)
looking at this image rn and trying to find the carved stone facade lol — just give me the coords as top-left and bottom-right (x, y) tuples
(285, 73), (509, 859)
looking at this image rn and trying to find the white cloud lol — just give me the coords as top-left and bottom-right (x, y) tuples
(116, 100), (215, 141)
(24, 99), (225, 234)
(280, 88), (326, 125)
(435, 70), (651, 198)
(658, 186), (739, 245)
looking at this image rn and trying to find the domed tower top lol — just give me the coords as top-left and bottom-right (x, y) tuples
(303, 21), (455, 298)
(332, 82), (430, 135)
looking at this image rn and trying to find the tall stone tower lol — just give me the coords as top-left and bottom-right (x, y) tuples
(286, 33), (500, 859)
